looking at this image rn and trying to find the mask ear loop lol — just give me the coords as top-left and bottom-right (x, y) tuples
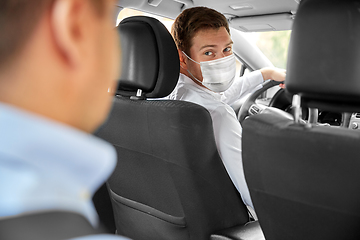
(181, 51), (204, 86)
(182, 51), (200, 64)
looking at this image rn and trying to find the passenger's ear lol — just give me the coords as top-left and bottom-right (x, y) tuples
(50, 0), (87, 68)
(178, 49), (187, 70)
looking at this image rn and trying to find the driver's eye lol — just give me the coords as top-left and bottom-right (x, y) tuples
(224, 47), (232, 53)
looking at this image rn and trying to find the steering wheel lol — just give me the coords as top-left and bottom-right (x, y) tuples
(238, 80), (290, 124)
(238, 80), (354, 128)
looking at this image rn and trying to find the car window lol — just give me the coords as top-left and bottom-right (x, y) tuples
(245, 31), (291, 69)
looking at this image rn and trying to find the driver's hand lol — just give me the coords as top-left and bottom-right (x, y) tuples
(260, 67), (286, 88)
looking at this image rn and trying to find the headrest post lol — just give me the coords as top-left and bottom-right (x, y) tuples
(292, 94), (302, 124)
(130, 89), (146, 100)
(136, 89), (143, 97)
(308, 108), (318, 124)
(341, 113), (352, 128)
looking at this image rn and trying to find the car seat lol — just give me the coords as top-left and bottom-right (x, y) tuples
(0, 211), (103, 240)
(242, 0), (360, 239)
(95, 16), (263, 240)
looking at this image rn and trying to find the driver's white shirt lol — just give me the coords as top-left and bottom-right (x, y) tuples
(166, 71), (264, 209)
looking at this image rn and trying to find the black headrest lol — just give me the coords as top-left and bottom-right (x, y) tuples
(286, 0), (360, 112)
(116, 16), (180, 99)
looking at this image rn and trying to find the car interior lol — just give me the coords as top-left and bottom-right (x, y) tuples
(4, 0), (359, 239)
(94, 15), (262, 240)
(93, 0), (360, 240)
(242, 1), (360, 240)
(91, 1), (360, 240)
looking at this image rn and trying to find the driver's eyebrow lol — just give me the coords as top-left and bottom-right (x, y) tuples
(198, 44), (216, 52)
(226, 40), (234, 48)
(198, 41), (234, 52)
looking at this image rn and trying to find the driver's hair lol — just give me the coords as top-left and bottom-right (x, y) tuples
(0, 0), (105, 70)
(171, 6), (230, 57)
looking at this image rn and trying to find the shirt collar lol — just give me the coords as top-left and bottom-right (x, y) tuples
(0, 102), (116, 196)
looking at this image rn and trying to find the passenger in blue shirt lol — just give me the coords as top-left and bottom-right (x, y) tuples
(0, 0), (129, 239)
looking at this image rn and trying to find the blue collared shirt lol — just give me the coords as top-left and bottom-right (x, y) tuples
(0, 103), (130, 240)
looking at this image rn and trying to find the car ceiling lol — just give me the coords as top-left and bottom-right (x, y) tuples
(116, 0), (300, 32)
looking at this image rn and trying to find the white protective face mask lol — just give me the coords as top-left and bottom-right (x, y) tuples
(182, 51), (236, 92)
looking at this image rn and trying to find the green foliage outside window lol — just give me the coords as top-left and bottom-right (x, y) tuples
(256, 31), (292, 69)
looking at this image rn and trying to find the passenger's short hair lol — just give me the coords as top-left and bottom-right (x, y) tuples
(171, 6), (230, 56)
(0, 0), (105, 69)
